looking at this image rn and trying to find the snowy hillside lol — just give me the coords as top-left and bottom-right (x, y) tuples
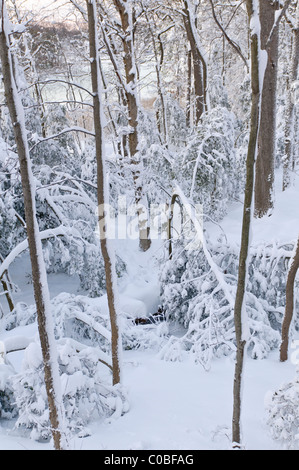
(1, 0), (299, 453)
(0, 171), (298, 450)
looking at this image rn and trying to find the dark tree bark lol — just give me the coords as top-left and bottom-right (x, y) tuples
(280, 236), (299, 362)
(0, 274), (14, 313)
(0, 1), (65, 450)
(86, 0), (122, 385)
(254, 0), (279, 218)
(182, 0), (208, 124)
(111, 0), (151, 252)
(186, 48), (192, 127)
(283, 2), (299, 191)
(232, 0), (263, 448)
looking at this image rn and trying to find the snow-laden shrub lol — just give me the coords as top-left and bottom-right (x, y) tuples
(138, 108), (176, 204)
(154, 94), (187, 148)
(159, 238), (290, 368)
(266, 369), (299, 449)
(247, 242), (294, 315)
(29, 162), (127, 298)
(11, 340), (129, 441)
(0, 363), (17, 420)
(51, 292), (168, 353)
(7, 290), (168, 441)
(177, 105), (241, 221)
(4, 302), (36, 331)
(0, 139), (26, 259)
(51, 292), (111, 352)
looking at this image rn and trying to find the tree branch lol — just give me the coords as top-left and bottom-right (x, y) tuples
(209, 0), (249, 72)
(29, 126), (95, 152)
(266, 0), (292, 49)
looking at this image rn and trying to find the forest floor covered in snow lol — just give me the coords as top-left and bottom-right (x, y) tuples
(0, 170), (298, 450)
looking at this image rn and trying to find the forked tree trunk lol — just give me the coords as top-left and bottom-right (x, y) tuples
(232, 0), (264, 448)
(280, 236), (299, 362)
(0, 1), (66, 450)
(86, 0), (122, 386)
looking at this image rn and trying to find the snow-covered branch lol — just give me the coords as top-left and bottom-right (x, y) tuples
(29, 126), (95, 152)
(0, 226), (66, 281)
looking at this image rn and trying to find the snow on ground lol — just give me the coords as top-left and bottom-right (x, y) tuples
(0, 344), (296, 450)
(207, 169), (299, 246)
(0, 170), (298, 450)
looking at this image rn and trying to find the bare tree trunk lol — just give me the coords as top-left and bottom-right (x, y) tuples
(0, 274), (14, 312)
(142, 3), (169, 146)
(10, 0), (47, 138)
(283, 3), (299, 191)
(254, 0), (279, 218)
(280, 236), (299, 362)
(86, 0), (122, 385)
(182, 0), (208, 124)
(112, 0), (151, 252)
(232, 0), (264, 448)
(0, 1), (66, 450)
(0, 252), (14, 313)
(186, 48), (192, 127)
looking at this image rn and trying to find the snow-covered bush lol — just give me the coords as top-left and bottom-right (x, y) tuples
(138, 108), (175, 203)
(0, 138), (26, 259)
(4, 303), (36, 331)
(51, 292), (167, 353)
(266, 369), (299, 449)
(159, 236), (291, 368)
(177, 105), (241, 221)
(0, 363), (17, 420)
(6, 290), (169, 441)
(154, 94), (187, 149)
(11, 339), (129, 441)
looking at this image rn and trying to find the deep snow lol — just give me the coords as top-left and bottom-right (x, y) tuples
(0, 170), (298, 450)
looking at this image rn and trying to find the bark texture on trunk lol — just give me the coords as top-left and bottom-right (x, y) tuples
(86, 0), (122, 385)
(0, 2), (65, 450)
(182, 0), (208, 124)
(280, 236), (299, 362)
(112, 0), (151, 252)
(254, 0), (279, 218)
(232, 0), (262, 448)
(282, 3), (299, 191)
(0, 274), (14, 312)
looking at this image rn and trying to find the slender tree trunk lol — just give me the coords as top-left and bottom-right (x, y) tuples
(232, 0), (264, 448)
(254, 0), (279, 218)
(0, 1), (66, 450)
(280, 236), (299, 362)
(186, 48), (192, 127)
(0, 253), (14, 312)
(112, 0), (151, 252)
(141, 3), (168, 146)
(10, 0), (47, 138)
(86, 0), (122, 385)
(283, 3), (299, 191)
(0, 274), (14, 312)
(182, 0), (208, 124)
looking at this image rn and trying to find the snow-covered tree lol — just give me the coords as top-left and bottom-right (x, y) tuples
(0, 0), (67, 449)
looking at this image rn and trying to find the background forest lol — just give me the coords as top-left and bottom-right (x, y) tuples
(0, 0), (299, 451)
